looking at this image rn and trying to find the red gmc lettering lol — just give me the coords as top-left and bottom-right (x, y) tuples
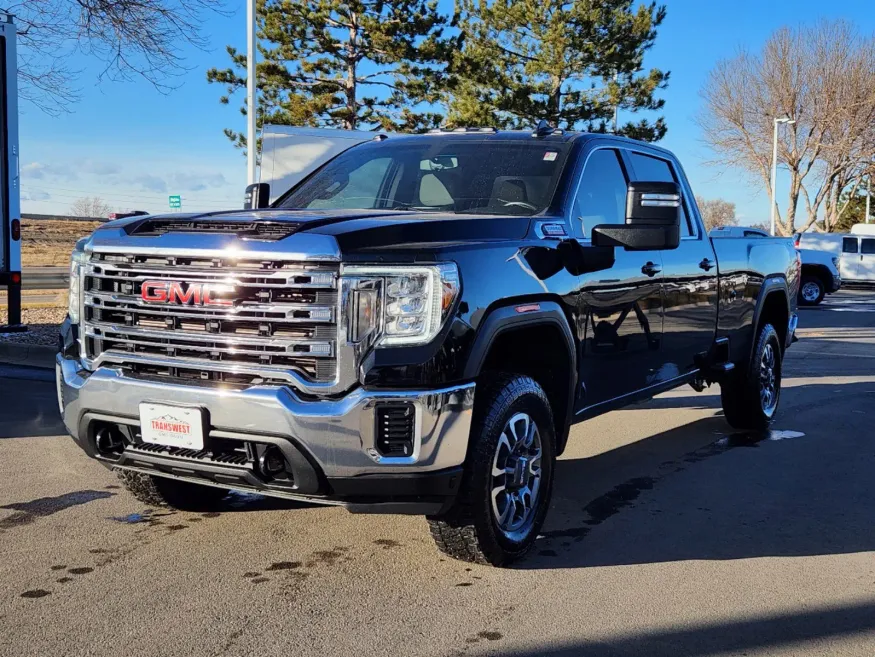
(141, 281), (168, 302)
(140, 281), (234, 307)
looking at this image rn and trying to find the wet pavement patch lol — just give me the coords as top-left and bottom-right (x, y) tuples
(56, 577), (73, 584)
(477, 631), (503, 641)
(374, 539), (402, 550)
(166, 524), (187, 531)
(109, 512), (153, 524)
(49, 565), (66, 571)
(267, 561), (301, 571)
(68, 567), (93, 575)
(0, 490), (114, 530)
(20, 590), (51, 599)
(250, 577), (269, 584)
(201, 512), (221, 518)
(243, 572), (261, 578)
(455, 582), (473, 587)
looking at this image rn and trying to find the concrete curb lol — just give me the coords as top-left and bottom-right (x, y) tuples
(0, 342), (56, 369)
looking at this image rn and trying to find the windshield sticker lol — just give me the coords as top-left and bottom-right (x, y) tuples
(543, 151), (558, 162)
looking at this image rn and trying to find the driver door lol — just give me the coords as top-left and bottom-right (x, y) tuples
(571, 147), (666, 410)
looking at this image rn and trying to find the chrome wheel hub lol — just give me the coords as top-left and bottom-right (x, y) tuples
(801, 281), (820, 302)
(491, 412), (542, 538)
(759, 343), (778, 416)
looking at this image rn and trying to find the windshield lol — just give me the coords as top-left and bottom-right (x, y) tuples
(278, 138), (572, 216)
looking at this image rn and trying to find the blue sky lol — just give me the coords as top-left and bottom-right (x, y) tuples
(19, 0), (874, 221)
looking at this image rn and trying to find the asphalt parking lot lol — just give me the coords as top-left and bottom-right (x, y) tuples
(1, 289), (875, 657)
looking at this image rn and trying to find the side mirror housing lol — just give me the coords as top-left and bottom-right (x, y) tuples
(592, 181), (681, 251)
(244, 183), (271, 210)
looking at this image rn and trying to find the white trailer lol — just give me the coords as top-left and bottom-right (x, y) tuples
(0, 14), (21, 331)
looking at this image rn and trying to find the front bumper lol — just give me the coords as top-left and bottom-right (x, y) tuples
(829, 274), (842, 294)
(57, 355), (475, 514)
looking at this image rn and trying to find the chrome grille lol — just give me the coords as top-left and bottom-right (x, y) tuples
(82, 251), (339, 387)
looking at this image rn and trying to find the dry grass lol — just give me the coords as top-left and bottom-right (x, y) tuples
(22, 219), (103, 267)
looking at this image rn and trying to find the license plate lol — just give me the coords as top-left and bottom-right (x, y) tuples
(139, 403), (205, 450)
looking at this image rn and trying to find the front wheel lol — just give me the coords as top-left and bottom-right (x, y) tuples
(799, 276), (825, 306)
(427, 374), (556, 566)
(720, 323), (783, 430)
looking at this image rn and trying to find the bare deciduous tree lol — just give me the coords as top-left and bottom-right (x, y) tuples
(698, 20), (875, 236)
(70, 196), (113, 218)
(6, 0), (226, 115)
(696, 196), (737, 231)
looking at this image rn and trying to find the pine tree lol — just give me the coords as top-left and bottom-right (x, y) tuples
(448, 0), (669, 140)
(207, 0), (451, 152)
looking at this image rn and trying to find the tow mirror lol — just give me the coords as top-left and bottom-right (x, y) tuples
(592, 181), (681, 251)
(244, 183), (270, 210)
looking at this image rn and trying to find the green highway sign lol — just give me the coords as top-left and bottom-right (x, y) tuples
(168, 195), (181, 209)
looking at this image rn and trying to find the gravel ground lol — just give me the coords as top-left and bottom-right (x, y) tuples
(0, 306), (66, 345)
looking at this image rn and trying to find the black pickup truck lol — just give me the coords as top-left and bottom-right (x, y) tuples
(58, 128), (799, 566)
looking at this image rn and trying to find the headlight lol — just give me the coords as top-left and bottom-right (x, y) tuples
(832, 256), (840, 269)
(68, 238), (89, 324)
(342, 264), (460, 347)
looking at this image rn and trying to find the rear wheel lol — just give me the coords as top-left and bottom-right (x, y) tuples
(720, 323), (783, 431)
(427, 374), (556, 566)
(117, 471), (229, 511)
(799, 276), (825, 306)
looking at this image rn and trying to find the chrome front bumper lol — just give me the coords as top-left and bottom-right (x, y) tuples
(57, 355), (475, 480)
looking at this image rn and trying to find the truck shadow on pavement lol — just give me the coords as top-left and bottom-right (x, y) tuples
(493, 600), (875, 657)
(526, 379), (875, 571)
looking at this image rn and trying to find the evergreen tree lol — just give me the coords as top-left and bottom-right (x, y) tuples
(207, 0), (451, 152)
(448, 0), (669, 140)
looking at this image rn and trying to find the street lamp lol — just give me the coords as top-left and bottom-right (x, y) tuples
(770, 115), (795, 236)
(246, 0), (257, 186)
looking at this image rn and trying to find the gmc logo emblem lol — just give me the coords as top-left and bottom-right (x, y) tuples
(140, 281), (235, 307)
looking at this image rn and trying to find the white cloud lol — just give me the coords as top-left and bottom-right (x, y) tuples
(22, 189), (51, 201)
(132, 174), (168, 193)
(170, 171), (228, 192)
(22, 162), (78, 181)
(81, 159), (121, 176)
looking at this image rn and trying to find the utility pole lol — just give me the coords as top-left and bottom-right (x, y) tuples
(246, 0), (257, 186)
(769, 116), (795, 236)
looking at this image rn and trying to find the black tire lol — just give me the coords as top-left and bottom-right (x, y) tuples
(427, 374), (556, 566)
(117, 471), (229, 511)
(798, 275), (825, 306)
(720, 323), (782, 431)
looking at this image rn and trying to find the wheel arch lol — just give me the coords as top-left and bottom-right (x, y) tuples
(463, 300), (577, 455)
(801, 263), (832, 289)
(751, 277), (790, 361)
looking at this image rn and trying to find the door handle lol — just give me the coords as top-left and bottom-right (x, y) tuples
(699, 258), (715, 271)
(641, 262), (662, 277)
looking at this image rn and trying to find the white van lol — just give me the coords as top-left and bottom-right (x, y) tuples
(798, 232), (875, 283)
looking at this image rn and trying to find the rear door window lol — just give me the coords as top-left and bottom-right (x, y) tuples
(862, 239), (875, 255)
(628, 152), (694, 238)
(843, 238), (859, 254)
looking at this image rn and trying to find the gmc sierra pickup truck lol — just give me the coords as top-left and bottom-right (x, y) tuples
(57, 128), (799, 566)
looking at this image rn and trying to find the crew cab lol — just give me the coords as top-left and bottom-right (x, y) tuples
(57, 128), (799, 566)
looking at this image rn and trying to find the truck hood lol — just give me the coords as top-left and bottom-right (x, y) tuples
(103, 208), (532, 251)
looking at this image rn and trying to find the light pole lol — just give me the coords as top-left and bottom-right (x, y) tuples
(867, 175), (871, 224)
(246, 0), (257, 186)
(770, 116), (795, 236)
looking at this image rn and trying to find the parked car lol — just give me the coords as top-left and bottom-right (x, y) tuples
(797, 232), (875, 285)
(58, 129), (799, 566)
(107, 210), (149, 220)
